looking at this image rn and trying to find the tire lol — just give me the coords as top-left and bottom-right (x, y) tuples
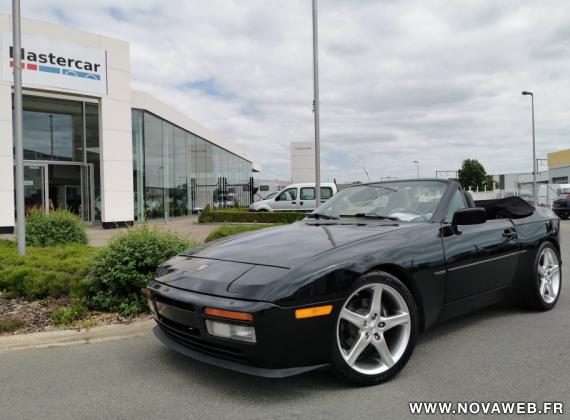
(522, 242), (562, 311)
(561, 214), (569, 220)
(331, 271), (419, 385)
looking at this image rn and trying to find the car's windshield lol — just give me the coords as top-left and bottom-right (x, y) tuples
(314, 180), (448, 221)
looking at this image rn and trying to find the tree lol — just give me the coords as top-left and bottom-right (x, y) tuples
(485, 175), (498, 190)
(457, 159), (492, 191)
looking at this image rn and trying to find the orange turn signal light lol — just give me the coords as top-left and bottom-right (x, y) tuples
(204, 307), (253, 322)
(295, 305), (333, 319)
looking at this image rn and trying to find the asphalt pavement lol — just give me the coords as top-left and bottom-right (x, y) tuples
(1, 223), (569, 420)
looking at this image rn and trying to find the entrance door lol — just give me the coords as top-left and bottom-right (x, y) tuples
(23, 164), (48, 213)
(47, 164), (93, 224)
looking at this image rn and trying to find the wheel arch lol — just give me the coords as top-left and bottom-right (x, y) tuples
(367, 263), (426, 333)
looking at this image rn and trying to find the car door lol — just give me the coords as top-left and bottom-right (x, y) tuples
(299, 187), (316, 211)
(272, 187), (299, 211)
(319, 186), (334, 207)
(442, 190), (520, 302)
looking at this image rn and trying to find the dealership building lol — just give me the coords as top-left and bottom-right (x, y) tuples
(0, 14), (257, 232)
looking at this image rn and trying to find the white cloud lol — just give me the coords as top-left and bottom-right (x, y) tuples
(2, 0), (570, 182)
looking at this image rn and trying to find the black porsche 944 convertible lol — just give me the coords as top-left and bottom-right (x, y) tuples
(146, 179), (561, 385)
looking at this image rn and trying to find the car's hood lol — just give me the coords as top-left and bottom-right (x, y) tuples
(190, 221), (401, 268)
(155, 221), (402, 297)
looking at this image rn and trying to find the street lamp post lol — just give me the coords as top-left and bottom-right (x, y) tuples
(413, 160), (420, 178)
(522, 91), (537, 206)
(312, 0), (321, 205)
(13, 0), (25, 256)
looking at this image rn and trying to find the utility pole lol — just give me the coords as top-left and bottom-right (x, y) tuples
(13, 0), (25, 255)
(312, 0), (321, 206)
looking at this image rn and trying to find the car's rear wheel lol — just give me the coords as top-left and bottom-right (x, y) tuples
(331, 271), (418, 385)
(523, 242), (561, 310)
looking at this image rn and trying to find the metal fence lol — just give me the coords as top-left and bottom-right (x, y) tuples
(191, 177), (254, 210)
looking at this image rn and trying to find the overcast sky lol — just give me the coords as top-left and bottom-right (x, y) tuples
(2, 0), (569, 182)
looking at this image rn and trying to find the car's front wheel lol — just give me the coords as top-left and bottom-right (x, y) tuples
(331, 271), (418, 385)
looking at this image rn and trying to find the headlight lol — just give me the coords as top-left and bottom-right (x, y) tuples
(205, 319), (256, 343)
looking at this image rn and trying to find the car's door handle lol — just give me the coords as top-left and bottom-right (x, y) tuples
(291, 202), (296, 205)
(299, 201), (304, 205)
(503, 229), (518, 241)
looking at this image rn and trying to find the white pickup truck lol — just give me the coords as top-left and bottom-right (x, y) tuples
(250, 182), (338, 212)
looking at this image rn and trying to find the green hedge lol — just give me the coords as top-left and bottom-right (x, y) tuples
(199, 210), (306, 224)
(26, 210), (88, 247)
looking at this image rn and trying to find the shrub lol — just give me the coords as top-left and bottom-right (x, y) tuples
(205, 224), (278, 243)
(0, 241), (94, 300)
(51, 303), (88, 327)
(26, 210), (88, 247)
(0, 317), (24, 334)
(82, 227), (192, 316)
(199, 210), (306, 224)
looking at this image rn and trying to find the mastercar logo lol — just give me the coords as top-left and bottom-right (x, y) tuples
(9, 46), (102, 81)
(2, 33), (107, 95)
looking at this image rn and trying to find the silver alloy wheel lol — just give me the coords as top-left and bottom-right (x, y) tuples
(336, 283), (411, 375)
(538, 247), (561, 304)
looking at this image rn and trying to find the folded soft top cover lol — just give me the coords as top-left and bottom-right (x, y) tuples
(474, 196), (534, 219)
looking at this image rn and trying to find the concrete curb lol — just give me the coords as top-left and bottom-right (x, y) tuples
(0, 319), (154, 352)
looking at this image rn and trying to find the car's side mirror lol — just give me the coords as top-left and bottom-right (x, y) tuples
(452, 208), (487, 228)
(274, 195), (281, 201)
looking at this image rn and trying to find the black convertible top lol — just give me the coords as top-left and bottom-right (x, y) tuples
(474, 196), (534, 219)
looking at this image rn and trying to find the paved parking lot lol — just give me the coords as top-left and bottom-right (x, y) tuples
(1, 223), (569, 420)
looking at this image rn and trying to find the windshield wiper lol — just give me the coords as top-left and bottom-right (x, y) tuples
(351, 213), (399, 220)
(307, 213), (341, 220)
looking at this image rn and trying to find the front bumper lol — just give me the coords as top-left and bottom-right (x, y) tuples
(147, 280), (339, 377)
(153, 326), (328, 378)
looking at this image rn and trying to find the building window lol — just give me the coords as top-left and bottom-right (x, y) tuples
(143, 112), (165, 219)
(22, 96), (84, 162)
(132, 110), (144, 221)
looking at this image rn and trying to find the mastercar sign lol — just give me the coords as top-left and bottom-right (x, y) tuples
(2, 33), (107, 95)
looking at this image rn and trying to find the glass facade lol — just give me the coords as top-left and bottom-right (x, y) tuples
(132, 109), (252, 221)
